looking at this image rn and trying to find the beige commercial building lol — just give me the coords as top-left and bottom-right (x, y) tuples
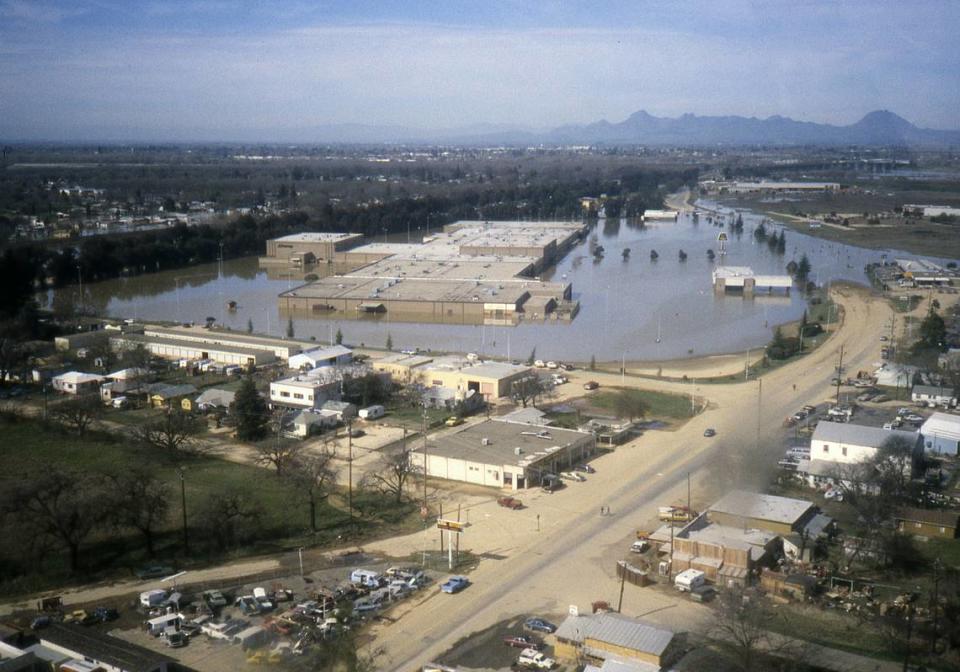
(412, 418), (596, 490)
(419, 360), (534, 401)
(261, 232), (364, 266)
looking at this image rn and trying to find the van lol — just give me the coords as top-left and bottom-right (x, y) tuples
(111, 396), (129, 409)
(146, 613), (181, 637)
(234, 625), (269, 650)
(139, 589), (167, 608)
(349, 569), (382, 587)
(358, 405), (385, 420)
(674, 569), (706, 592)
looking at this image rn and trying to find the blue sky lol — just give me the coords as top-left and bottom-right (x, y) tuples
(1, 0), (958, 141)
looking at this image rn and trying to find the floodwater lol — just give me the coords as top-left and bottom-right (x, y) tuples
(44, 205), (950, 362)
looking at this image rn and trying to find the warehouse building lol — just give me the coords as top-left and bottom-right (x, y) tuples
(810, 421), (921, 465)
(921, 413), (960, 455)
(554, 611), (680, 670)
(372, 353), (435, 381)
(261, 232), (364, 267)
(419, 359), (534, 401)
(707, 489), (819, 535)
(141, 325), (309, 361)
(411, 418), (596, 490)
(276, 221), (584, 325)
(111, 333), (275, 367)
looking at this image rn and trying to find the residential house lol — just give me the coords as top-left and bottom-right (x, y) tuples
(288, 345), (353, 371)
(194, 388), (236, 412)
(895, 508), (960, 539)
(554, 611), (680, 671)
(912, 385), (958, 408)
(149, 384), (198, 410)
(320, 400), (357, 423)
(921, 412), (960, 455)
(810, 421), (921, 465)
(290, 409), (339, 438)
(52, 372), (105, 396)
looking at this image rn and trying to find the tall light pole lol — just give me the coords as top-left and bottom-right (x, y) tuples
(347, 420), (354, 533)
(177, 467), (189, 555)
(297, 547), (304, 577)
(76, 264), (83, 315)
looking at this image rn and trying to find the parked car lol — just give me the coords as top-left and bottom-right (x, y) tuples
(497, 496), (524, 509)
(560, 471), (585, 482)
(518, 648), (556, 669)
(574, 464), (596, 474)
(583, 381), (599, 390)
(534, 359), (546, 368)
(631, 540), (650, 554)
(703, 428), (716, 437)
(445, 416), (464, 427)
(135, 565), (174, 580)
(503, 634), (541, 649)
(349, 428), (365, 438)
(523, 617), (557, 634)
(440, 576), (470, 594)
(203, 590), (228, 609)
(166, 631), (188, 648)
(545, 361), (558, 369)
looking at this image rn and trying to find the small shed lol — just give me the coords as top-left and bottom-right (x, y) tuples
(321, 400), (357, 422)
(150, 384), (198, 409)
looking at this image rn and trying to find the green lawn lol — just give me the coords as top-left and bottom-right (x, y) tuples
(384, 403), (451, 430)
(590, 387), (696, 420)
(0, 414), (419, 596)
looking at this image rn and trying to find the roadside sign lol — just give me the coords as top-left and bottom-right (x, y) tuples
(436, 518), (465, 532)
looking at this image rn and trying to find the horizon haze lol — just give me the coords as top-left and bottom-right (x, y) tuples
(1, 0), (959, 142)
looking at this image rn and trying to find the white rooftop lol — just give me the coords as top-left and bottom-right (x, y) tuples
(55, 371), (105, 384)
(708, 489), (813, 526)
(922, 413), (960, 441)
(812, 421), (919, 449)
(275, 232), (360, 243)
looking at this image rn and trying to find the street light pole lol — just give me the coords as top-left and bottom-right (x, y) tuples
(297, 547), (304, 577)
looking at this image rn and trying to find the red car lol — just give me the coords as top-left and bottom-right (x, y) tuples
(503, 634), (541, 649)
(497, 496), (523, 509)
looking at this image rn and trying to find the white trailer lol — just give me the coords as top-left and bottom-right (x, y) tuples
(674, 568), (706, 592)
(358, 405), (385, 420)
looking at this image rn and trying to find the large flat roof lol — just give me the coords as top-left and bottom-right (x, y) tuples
(708, 489), (813, 525)
(420, 418), (591, 468)
(812, 421), (919, 449)
(41, 623), (176, 672)
(554, 612), (674, 658)
(280, 275), (534, 304)
(275, 232), (363, 243)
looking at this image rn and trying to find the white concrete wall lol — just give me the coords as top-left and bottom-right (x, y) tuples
(810, 438), (876, 464)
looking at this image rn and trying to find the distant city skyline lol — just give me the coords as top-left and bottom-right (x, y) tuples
(1, 0), (959, 141)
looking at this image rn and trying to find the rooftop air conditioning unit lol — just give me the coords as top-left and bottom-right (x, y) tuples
(481, 438), (491, 446)
(514, 447), (523, 455)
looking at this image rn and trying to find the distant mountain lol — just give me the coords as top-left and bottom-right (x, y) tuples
(539, 109), (960, 147)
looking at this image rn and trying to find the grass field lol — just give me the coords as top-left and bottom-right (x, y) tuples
(0, 414), (420, 596)
(590, 387), (696, 420)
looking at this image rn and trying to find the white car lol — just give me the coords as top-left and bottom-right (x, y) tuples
(560, 471), (586, 482)
(518, 648), (556, 669)
(545, 361), (558, 369)
(534, 359), (546, 368)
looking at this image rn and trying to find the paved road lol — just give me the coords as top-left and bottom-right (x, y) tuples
(369, 283), (895, 671)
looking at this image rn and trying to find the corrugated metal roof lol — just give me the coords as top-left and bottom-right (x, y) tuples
(555, 612), (674, 657)
(922, 413), (960, 441)
(812, 421), (919, 449)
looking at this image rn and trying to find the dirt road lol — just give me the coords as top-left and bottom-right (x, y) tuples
(367, 283), (893, 671)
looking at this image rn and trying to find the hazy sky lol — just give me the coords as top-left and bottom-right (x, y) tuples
(1, 0), (958, 141)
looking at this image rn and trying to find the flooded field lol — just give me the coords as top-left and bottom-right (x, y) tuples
(44, 206), (946, 362)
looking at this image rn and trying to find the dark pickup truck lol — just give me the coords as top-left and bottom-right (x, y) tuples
(497, 496), (523, 509)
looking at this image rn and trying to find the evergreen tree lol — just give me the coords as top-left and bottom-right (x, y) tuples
(247, 318), (254, 334)
(776, 231), (787, 254)
(335, 328), (343, 345)
(916, 310), (947, 352)
(795, 254), (812, 283)
(286, 317), (295, 338)
(589, 354), (596, 371)
(232, 377), (269, 441)
(386, 333), (393, 350)
(527, 347), (537, 366)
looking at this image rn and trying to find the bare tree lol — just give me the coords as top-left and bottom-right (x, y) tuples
(511, 375), (552, 408)
(710, 586), (805, 671)
(256, 436), (302, 476)
(52, 395), (103, 436)
(286, 447), (340, 532)
(197, 490), (264, 551)
(4, 468), (110, 572)
(106, 468), (171, 557)
(134, 409), (205, 456)
(362, 446), (421, 503)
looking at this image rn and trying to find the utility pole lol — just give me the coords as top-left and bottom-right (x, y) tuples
(177, 467), (189, 555)
(755, 378), (762, 452)
(687, 472), (691, 515)
(422, 405), (429, 509)
(835, 344), (845, 404)
(347, 420), (353, 533)
(932, 558), (943, 654)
